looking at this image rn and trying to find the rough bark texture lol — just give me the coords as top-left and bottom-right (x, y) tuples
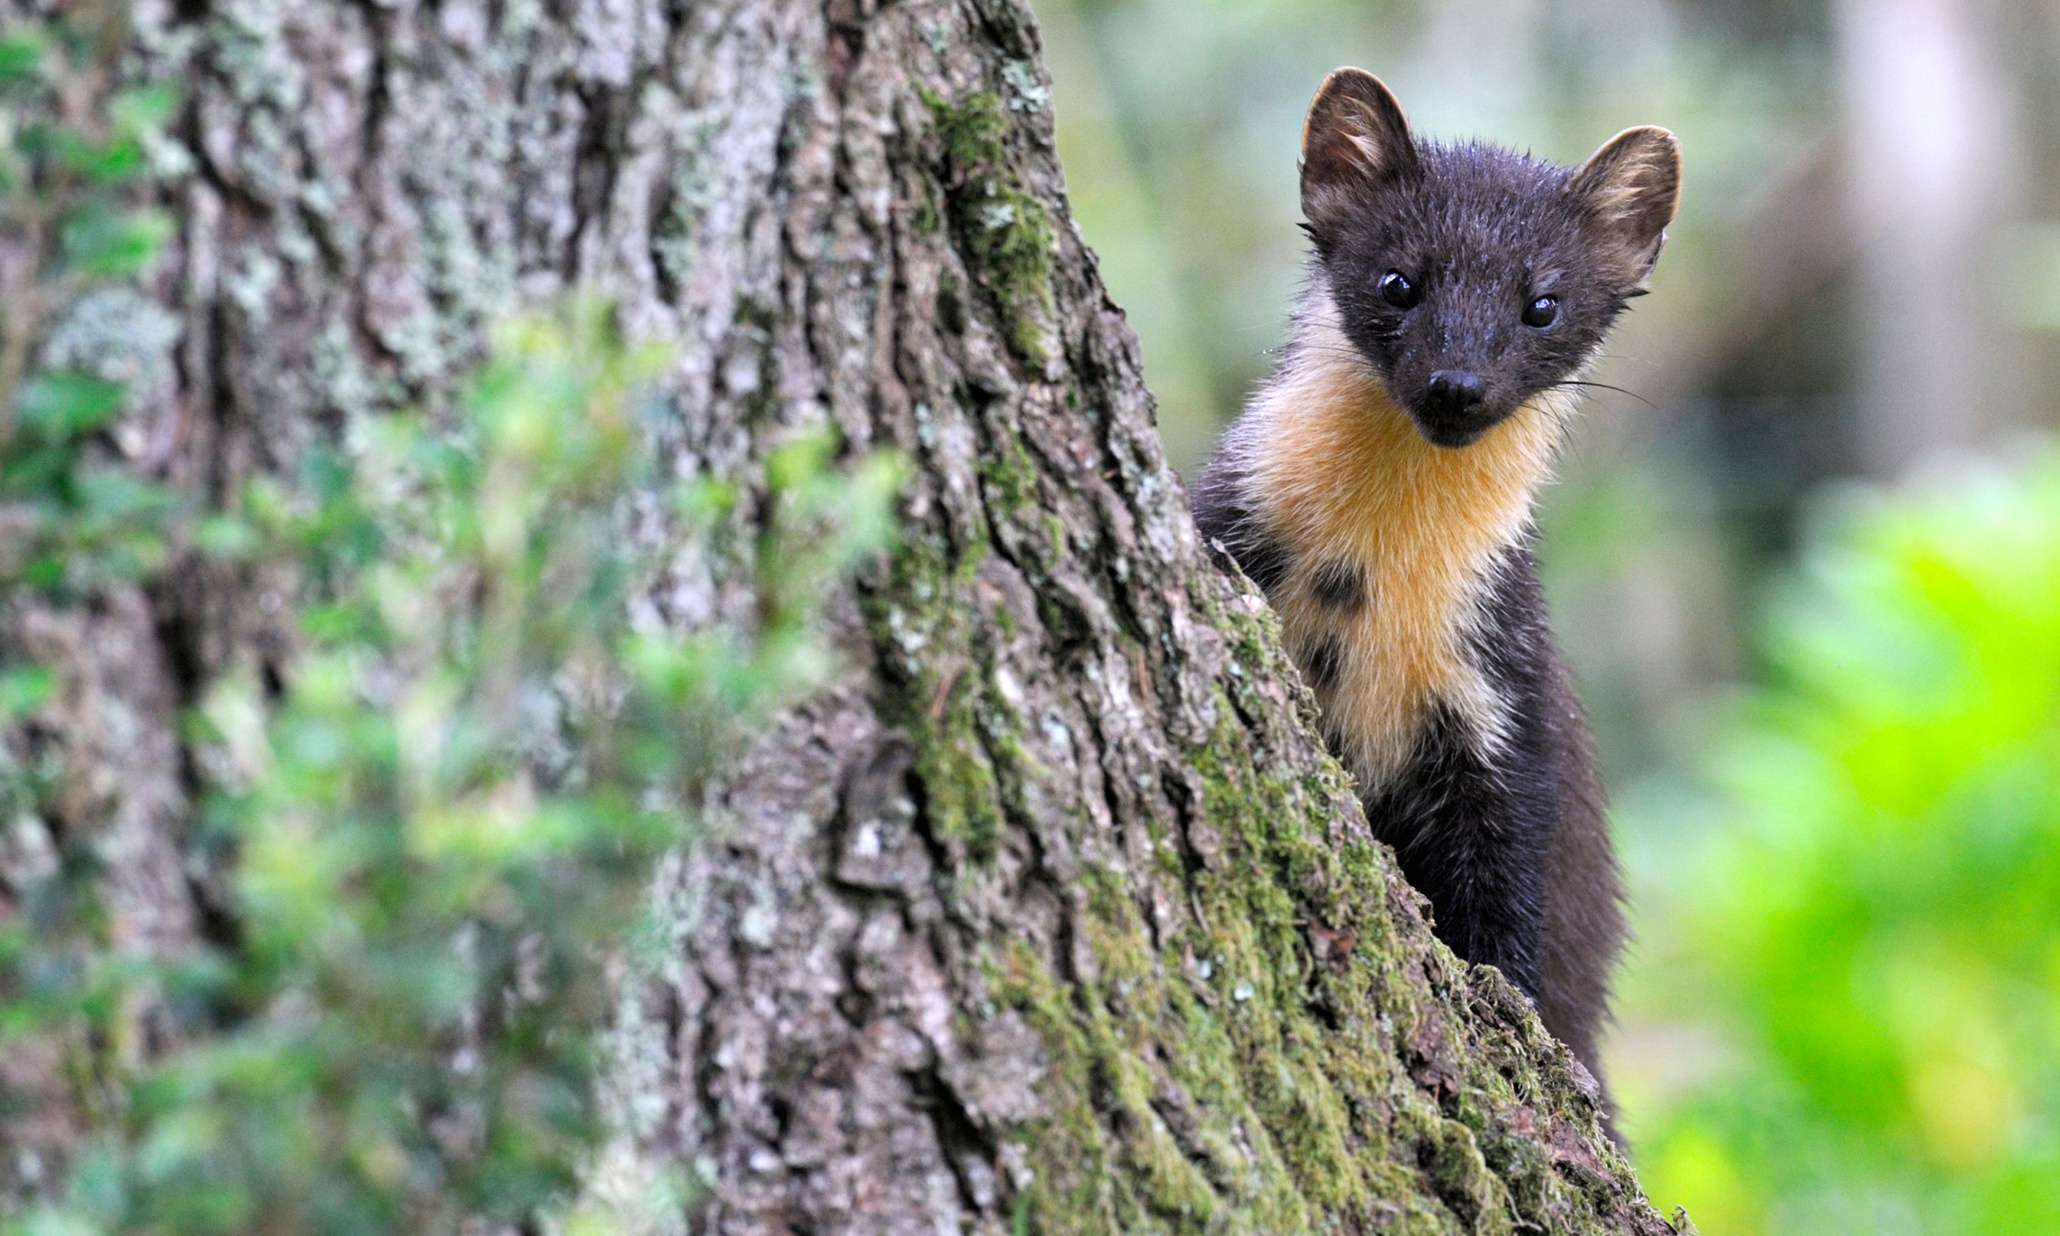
(4, 1), (1693, 1232)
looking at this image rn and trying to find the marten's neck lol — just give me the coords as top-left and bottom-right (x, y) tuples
(1243, 293), (1574, 786)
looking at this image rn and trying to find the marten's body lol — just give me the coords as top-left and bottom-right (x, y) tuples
(1192, 299), (1620, 1071)
(1193, 71), (1680, 1087)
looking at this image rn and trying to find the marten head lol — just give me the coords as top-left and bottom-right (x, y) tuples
(1299, 69), (1680, 449)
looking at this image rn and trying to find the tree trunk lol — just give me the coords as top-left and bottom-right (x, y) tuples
(3, 1), (1691, 1231)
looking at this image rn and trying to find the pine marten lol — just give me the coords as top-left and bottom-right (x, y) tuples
(1191, 69), (1680, 1088)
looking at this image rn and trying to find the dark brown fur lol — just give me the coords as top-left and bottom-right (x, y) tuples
(1192, 70), (1678, 1108)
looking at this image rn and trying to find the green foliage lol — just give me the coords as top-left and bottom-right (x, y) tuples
(1, 301), (896, 1231)
(0, 11), (902, 1232)
(0, 11), (187, 597)
(1624, 450), (2060, 1234)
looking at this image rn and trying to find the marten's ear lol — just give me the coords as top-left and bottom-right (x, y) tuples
(1301, 69), (1418, 244)
(1566, 126), (1681, 288)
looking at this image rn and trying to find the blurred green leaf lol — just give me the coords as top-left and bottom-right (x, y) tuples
(0, 28), (49, 87)
(193, 514), (257, 560)
(108, 85), (178, 139)
(0, 664), (54, 719)
(3, 295), (899, 1233)
(60, 204), (171, 278)
(16, 370), (122, 439)
(1626, 449), (2060, 1235)
(0, 11), (903, 1232)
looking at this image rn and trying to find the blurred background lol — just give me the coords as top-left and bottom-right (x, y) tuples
(1026, 0), (2060, 1230)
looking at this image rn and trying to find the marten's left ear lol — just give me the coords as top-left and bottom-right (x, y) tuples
(1566, 126), (1680, 287)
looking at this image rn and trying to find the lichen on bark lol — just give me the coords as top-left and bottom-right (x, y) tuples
(0, 0), (1696, 1232)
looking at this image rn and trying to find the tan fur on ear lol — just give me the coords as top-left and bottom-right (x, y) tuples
(1566, 126), (1681, 281)
(1301, 69), (1418, 237)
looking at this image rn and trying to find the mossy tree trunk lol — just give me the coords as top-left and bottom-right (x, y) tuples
(3, 0), (1692, 1231)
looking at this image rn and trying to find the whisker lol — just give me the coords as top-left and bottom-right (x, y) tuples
(1235, 351), (1662, 413)
(1545, 379), (1657, 410)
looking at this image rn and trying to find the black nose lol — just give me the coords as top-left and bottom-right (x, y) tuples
(1425, 370), (1488, 416)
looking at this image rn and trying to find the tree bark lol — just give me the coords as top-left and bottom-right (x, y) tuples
(3, 0), (1692, 1231)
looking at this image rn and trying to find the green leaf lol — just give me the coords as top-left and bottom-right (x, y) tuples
(16, 370), (122, 439)
(0, 28), (49, 87)
(50, 130), (143, 184)
(193, 515), (257, 560)
(0, 664), (54, 719)
(1629, 446), (2060, 1230)
(60, 204), (172, 278)
(109, 85), (180, 138)
(16, 1206), (108, 1236)
(0, 294), (895, 1234)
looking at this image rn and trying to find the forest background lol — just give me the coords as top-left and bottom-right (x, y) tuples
(1030, 0), (2060, 1231)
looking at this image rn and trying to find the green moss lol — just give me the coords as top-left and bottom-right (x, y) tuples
(1182, 720), (1373, 1201)
(992, 880), (1274, 1233)
(951, 626), (1648, 1230)
(965, 184), (1056, 359)
(911, 187), (943, 237)
(980, 697), (1420, 1231)
(1020, 691), (1463, 1229)
(978, 428), (1041, 517)
(921, 88), (1056, 362)
(921, 672), (1006, 858)
(928, 85), (1009, 169)
(990, 598), (1019, 639)
(975, 428), (1076, 579)
(1426, 1119), (1512, 1234)
(865, 531), (1007, 861)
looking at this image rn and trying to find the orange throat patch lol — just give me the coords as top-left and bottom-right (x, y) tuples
(1245, 296), (1574, 789)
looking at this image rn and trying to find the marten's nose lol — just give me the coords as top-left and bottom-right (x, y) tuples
(1425, 371), (1488, 416)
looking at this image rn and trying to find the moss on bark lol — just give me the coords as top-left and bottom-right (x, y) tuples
(923, 87), (1058, 362)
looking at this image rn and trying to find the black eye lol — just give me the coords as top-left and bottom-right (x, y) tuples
(1378, 271), (1420, 309)
(1522, 295), (1559, 328)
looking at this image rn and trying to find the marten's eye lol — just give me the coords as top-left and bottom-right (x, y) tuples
(1377, 271), (1420, 309)
(1522, 295), (1559, 328)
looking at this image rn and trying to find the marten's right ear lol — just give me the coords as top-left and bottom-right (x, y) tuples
(1301, 69), (1418, 244)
